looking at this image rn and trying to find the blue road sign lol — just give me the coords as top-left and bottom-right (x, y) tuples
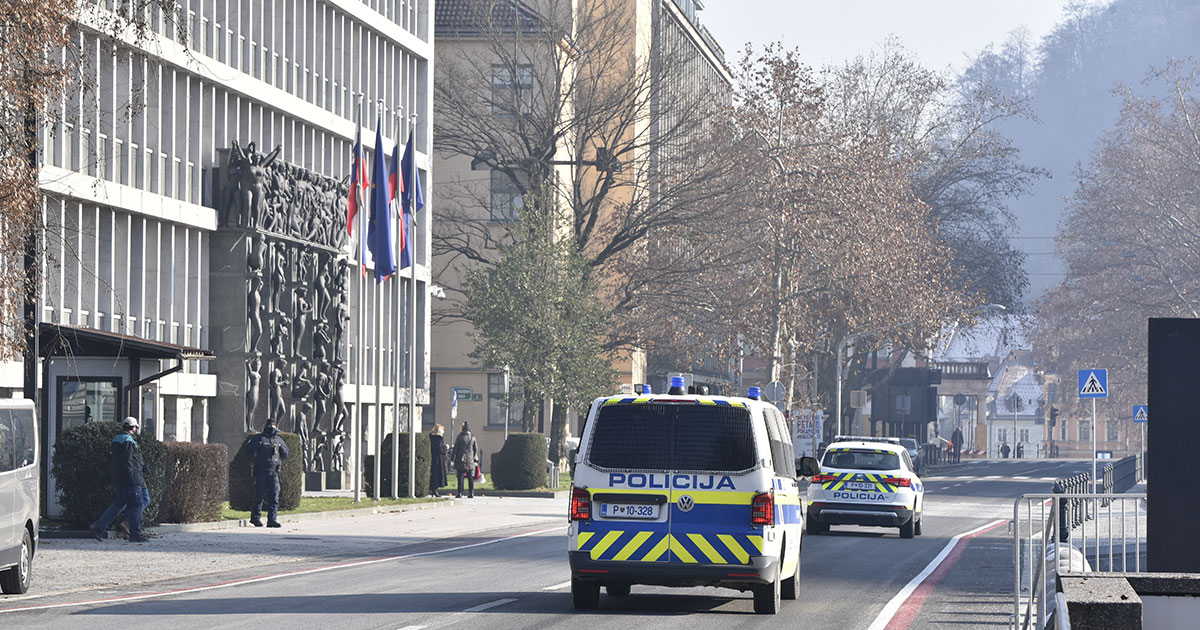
(1133, 405), (1148, 423)
(1078, 369), (1108, 399)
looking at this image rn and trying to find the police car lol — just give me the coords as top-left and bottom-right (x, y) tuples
(805, 436), (924, 538)
(568, 380), (820, 614)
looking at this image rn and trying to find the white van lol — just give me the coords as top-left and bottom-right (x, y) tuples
(568, 383), (819, 614)
(0, 399), (38, 594)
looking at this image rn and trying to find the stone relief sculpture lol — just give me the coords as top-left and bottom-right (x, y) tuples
(270, 318), (291, 358)
(294, 286), (311, 357)
(270, 247), (287, 313)
(247, 276), (265, 352)
(312, 321), (331, 364)
(269, 362), (290, 425)
(224, 140), (281, 229)
(245, 355), (262, 433)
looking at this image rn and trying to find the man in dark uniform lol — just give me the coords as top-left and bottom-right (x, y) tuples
(246, 419), (289, 527)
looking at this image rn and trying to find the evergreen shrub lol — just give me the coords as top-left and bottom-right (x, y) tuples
(363, 432), (431, 497)
(490, 433), (547, 490)
(161, 442), (227, 523)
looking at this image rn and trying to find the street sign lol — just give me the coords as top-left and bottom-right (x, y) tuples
(774, 400), (786, 412)
(763, 381), (785, 402)
(455, 387), (473, 400)
(849, 390), (867, 408)
(1133, 405), (1148, 423)
(896, 394), (911, 413)
(1078, 369), (1108, 399)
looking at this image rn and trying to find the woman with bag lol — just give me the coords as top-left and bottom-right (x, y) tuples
(429, 424), (449, 497)
(452, 422), (479, 498)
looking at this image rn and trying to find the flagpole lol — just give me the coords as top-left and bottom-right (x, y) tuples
(352, 98), (363, 503)
(408, 114), (419, 499)
(372, 114), (385, 502)
(391, 111), (403, 500)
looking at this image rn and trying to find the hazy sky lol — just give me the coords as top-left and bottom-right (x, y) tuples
(699, 0), (1081, 73)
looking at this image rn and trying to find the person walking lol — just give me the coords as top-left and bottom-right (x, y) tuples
(245, 419), (289, 527)
(1000, 442), (1011, 459)
(429, 424), (449, 497)
(951, 426), (964, 463)
(90, 417), (150, 543)
(1016, 441), (1025, 459)
(452, 422), (478, 498)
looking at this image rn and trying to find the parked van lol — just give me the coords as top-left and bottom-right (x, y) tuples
(568, 382), (819, 614)
(0, 399), (38, 594)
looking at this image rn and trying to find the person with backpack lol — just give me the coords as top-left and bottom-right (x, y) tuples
(451, 422), (478, 498)
(90, 417), (150, 543)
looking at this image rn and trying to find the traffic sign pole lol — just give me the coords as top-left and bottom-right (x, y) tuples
(1092, 398), (1097, 492)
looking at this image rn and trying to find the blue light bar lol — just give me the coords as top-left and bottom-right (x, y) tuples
(747, 386), (761, 400)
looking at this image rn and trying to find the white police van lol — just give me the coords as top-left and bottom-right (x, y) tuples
(568, 380), (820, 614)
(805, 436), (925, 538)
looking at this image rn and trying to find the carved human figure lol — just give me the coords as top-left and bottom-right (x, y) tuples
(247, 276), (265, 352)
(313, 431), (330, 472)
(294, 286), (312, 357)
(271, 318), (291, 358)
(312, 320), (331, 364)
(269, 362), (290, 426)
(314, 364), (333, 429)
(228, 141), (280, 228)
(270, 248), (287, 313)
(314, 256), (331, 319)
(247, 235), (265, 276)
(291, 361), (315, 399)
(296, 400), (314, 469)
(244, 355), (262, 433)
(330, 431), (345, 472)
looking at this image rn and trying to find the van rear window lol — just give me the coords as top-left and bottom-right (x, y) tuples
(586, 403), (755, 472)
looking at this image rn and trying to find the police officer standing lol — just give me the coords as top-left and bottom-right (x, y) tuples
(246, 419), (289, 527)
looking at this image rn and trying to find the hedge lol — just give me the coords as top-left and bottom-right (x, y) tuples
(50, 421), (167, 528)
(161, 442), (227, 523)
(364, 432), (430, 497)
(228, 431), (303, 512)
(490, 433), (548, 490)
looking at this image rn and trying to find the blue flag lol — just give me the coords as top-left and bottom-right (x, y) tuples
(400, 130), (424, 269)
(367, 121), (396, 282)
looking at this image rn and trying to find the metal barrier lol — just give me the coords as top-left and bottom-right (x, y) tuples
(1012, 492), (1147, 630)
(1111, 455), (1141, 493)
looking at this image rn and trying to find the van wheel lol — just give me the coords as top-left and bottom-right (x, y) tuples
(781, 548), (801, 600)
(915, 515), (923, 536)
(806, 519), (827, 535)
(606, 582), (631, 597)
(752, 568), (781, 614)
(571, 577), (600, 609)
(0, 529), (32, 594)
(900, 518), (915, 539)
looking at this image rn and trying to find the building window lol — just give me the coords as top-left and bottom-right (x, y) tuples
(1079, 421), (1091, 441)
(1019, 429), (1030, 444)
(491, 64), (533, 117)
(487, 373), (523, 427)
(1061, 423), (1068, 441)
(997, 428), (1008, 445)
(1107, 420), (1119, 442)
(490, 170), (525, 222)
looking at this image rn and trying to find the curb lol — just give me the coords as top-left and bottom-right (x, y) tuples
(472, 490), (568, 500)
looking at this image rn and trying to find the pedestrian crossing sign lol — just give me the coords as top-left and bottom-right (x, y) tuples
(1132, 405), (1148, 423)
(1078, 369), (1108, 399)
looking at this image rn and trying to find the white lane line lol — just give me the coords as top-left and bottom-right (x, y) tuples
(866, 519), (1006, 630)
(463, 598), (517, 613)
(543, 581), (572, 591)
(0, 526), (565, 614)
(985, 475), (1001, 479)
(949, 484), (963, 488)
(1014, 476), (1031, 479)
(396, 626), (427, 630)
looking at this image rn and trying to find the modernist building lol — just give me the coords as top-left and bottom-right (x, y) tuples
(430, 0), (731, 467)
(2, 0), (435, 510)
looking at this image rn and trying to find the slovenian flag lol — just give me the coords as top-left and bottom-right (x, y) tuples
(400, 129), (425, 269)
(366, 120), (396, 282)
(389, 131), (407, 270)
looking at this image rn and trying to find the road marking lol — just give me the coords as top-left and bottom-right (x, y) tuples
(396, 626), (427, 630)
(949, 483), (962, 488)
(985, 475), (1001, 479)
(543, 581), (572, 591)
(866, 519), (1007, 630)
(0, 526), (565, 614)
(463, 598), (517, 613)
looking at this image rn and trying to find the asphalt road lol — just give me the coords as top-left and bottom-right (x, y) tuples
(1, 459), (1090, 629)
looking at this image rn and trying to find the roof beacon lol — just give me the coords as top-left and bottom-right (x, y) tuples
(747, 386), (761, 400)
(669, 376), (687, 395)
(642, 383), (653, 395)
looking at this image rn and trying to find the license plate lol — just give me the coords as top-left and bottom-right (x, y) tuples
(599, 502), (660, 519)
(844, 481), (876, 491)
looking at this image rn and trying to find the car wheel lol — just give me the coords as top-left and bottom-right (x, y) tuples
(915, 514), (923, 536)
(0, 529), (32, 594)
(753, 567), (782, 614)
(571, 577), (600, 609)
(606, 582), (631, 597)
(900, 517), (915, 539)
(781, 545), (801, 600)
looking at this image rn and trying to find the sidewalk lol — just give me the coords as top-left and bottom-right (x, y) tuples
(4, 495), (566, 605)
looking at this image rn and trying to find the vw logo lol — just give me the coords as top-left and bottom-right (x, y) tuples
(677, 495), (695, 512)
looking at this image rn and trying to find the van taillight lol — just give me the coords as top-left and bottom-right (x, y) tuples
(570, 487), (591, 521)
(751, 492), (774, 526)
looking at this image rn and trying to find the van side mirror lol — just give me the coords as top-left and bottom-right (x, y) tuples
(798, 456), (821, 478)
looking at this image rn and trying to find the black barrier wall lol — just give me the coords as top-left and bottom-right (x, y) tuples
(1147, 318), (1200, 572)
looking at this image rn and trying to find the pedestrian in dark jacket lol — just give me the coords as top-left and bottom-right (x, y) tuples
(952, 427), (964, 463)
(245, 419), (289, 527)
(90, 417), (150, 543)
(429, 424), (448, 497)
(452, 422), (478, 498)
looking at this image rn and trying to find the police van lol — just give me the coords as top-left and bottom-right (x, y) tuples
(568, 380), (819, 614)
(805, 436), (924, 538)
